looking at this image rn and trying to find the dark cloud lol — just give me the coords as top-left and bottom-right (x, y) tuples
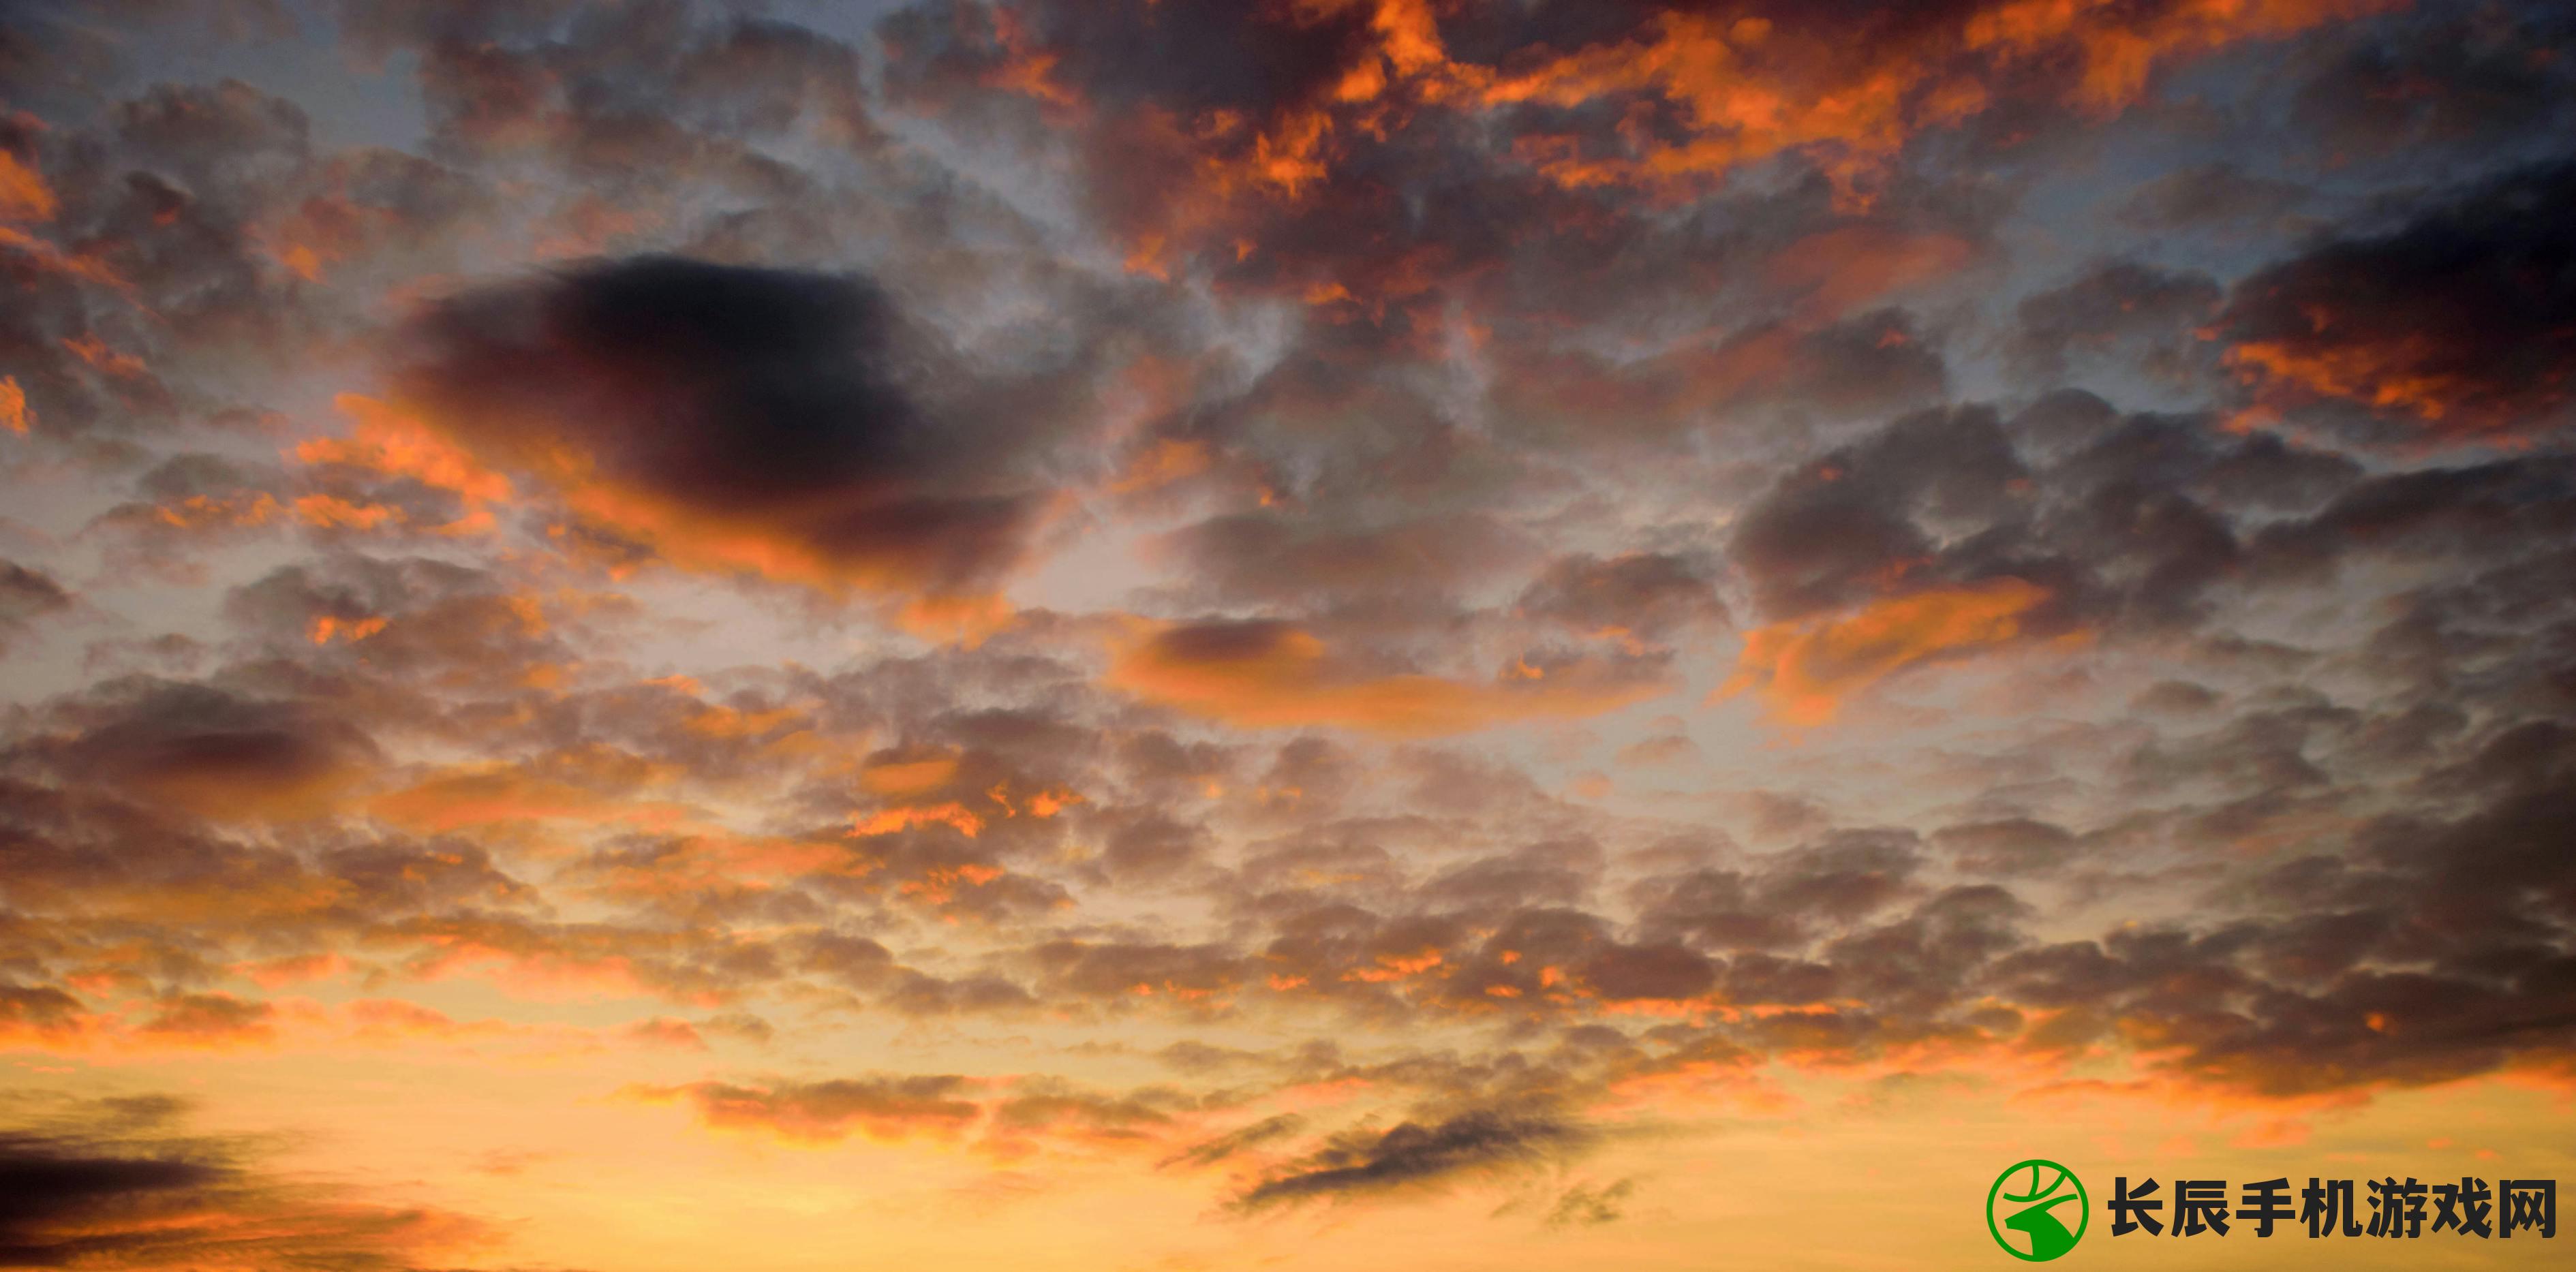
(1544, 1177), (1636, 1227)
(1152, 509), (1535, 608)
(1420, 839), (1602, 915)
(2286, 3), (2576, 161)
(2009, 260), (2220, 381)
(2115, 161), (2312, 233)
(1635, 831), (1925, 955)
(1516, 553), (1728, 644)
(2245, 455), (2576, 585)
(1934, 818), (2077, 878)
(0, 560), (73, 652)
(393, 255), (1097, 598)
(1492, 307), (1953, 448)
(1234, 1108), (1596, 1209)
(1030, 939), (1247, 1006)
(1159, 1112), (1304, 1170)
(1727, 405), (2032, 621)
(0, 1132), (228, 1267)
(0, 1095), (499, 1269)
(33, 680), (382, 821)
(2216, 156), (2576, 439)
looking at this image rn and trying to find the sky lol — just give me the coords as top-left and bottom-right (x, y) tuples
(1, 1), (2574, 1268)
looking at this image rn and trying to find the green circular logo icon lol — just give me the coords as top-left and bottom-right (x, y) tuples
(1987, 1159), (2087, 1261)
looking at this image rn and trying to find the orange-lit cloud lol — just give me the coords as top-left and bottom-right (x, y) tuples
(0, 223), (136, 297)
(1037, 0), (2392, 296)
(1965, 0), (2403, 114)
(1108, 619), (1670, 736)
(2225, 328), (2567, 439)
(369, 749), (695, 835)
(1478, 10), (1942, 203)
(232, 952), (352, 989)
(293, 395), (513, 533)
(859, 753), (962, 796)
(0, 374), (29, 435)
(850, 802), (987, 839)
(0, 146), (55, 222)
(1719, 578), (2059, 725)
(306, 614), (387, 645)
(134, 992), (280, 1050)
(1107, 436), (1214, 496)
(628, 1076), (983, 1145)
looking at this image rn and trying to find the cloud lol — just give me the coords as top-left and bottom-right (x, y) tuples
(1151, 510), (1535, 607)
(389, 255), (1090, 602)
(2285, 3), (2576, 161)
(0, 1095), (500, 1270)
(0, 147), (55, 223)
(4, 0), (2576, 1255)
(1516, 553), (1728, 645)
(1544, 1177), (1636, 1227)
(0, 984), (89, 1049)
(2115, 161), (2310, 232)
(635, 1072), (1207, 1163)
(1492, 307), (1954, 444)
(1719, 578), (2060, 726)
(632, 1076), (982, 1145)
(40, 681), (382, 821)
(134, 993), (277, 1049)
(0, 375), (31, 435)
(1726, 405), (2029, 621)
(1159, 1113), (1306, 1170)
(1108, 619), (1671, 736)
(1233, 1108), (1596, 1209)
(2217, 156), (2576, 439)
(0, 559), (72, 653)
(2010, 260), (2220, 379)
(878, 0), (2378, 317)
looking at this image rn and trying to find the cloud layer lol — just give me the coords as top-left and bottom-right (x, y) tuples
(1, 0), (2573, 1267)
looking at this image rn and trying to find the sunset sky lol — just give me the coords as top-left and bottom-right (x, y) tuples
(3, 1), (2575, 1268)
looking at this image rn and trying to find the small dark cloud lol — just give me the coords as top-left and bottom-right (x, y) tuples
(1544, 1177), (1636, 1227)
(2115, 162), (2310, 233)
(1516, 552), (1727, 643)
(2009, 260), (2220, 381)
(1153, 510), (1534, 608)
(1159, 1113), (1306, 1170)
(1934, 818), (2077, 878)
(1728, 405), (2029, 621)
(1233, 1108), (1597, 1209)
(0, 560), (74, 653)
